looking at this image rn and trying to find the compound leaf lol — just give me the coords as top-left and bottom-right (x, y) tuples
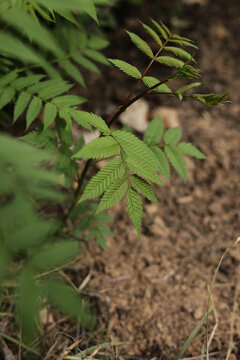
(126, 188), (142, 236)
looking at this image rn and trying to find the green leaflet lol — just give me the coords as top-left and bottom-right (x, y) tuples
(0, 8), (62, 56)
(84, 49), (109, 65)
(51, 95), (87, 107)
(87, 225), (115, 251)
(130, 175), (157, 203)
(178, 142), (206, 159)
(12, 75), (45, 91)
(74, 136), (120, 159)
(143, 76), (172, 93)
(151, 19), (169, 40)
(22, 126), (58, 153)
(108, 59), (141, 79)
(43, 280), (92, 326)
(139, 21), (163, 47)
(16, 268), (39, 343)
(79, 158), (126, 202)
(55, 146), (78, 183)
(43, 102), (57, 130)
(126, 157), (164, 185)
(164, 46), (194, 61)
(97, 176), (128, 213)
(126, 31), (153, 58)
(0, 32), (41, 64)
(28, 79), (65, 95)
(190, 92), (230, 106)
(26, 96), (42, 129)
(0, 69), (18, 87)
(72, 54), (100, 74)
(112, 130), (159, 170)
(89, 35), (109, 50)
(38, 80), (73, 100)
(164, 127), (182, 145)
(0, 87), (15, 110)
(35, 0), (98, 22)
(176, 82), (201, 99)
(155, 56), (184, 68)
(165, 144), (187, 183)
(126, 188), (142, 236)
(30, 241), (79, 271)
(71, 111), (110, 135)
(66, 109), (92, 131)
(169, 39), (198, 49)
(60, 60), (85, 87)
(144, 116), (164, 145)
(150, 146), (170, 181)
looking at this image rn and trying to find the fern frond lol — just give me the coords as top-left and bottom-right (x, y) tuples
(97, 176), (128, 213)
(112, 130), (159, 170)
(130, 175), (157, 202)
(74, 136), (120, 159)
(126, 31), (153, 58)
(26, 96), (42, 129)
(155, 56), (184, 68)
(108, 59), (141, 79)
(126, 188), (142, 235)
(79, 158), (126, 202)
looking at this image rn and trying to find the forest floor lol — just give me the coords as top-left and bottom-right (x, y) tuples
(3, 0), (240, 359)
(75, 1), (240, 359)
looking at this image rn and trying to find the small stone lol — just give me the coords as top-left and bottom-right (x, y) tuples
(119, 99), (149, 133)
(151, 107), (180, 128)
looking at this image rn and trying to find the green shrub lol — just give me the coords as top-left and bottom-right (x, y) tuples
(0, 0), (229, 349)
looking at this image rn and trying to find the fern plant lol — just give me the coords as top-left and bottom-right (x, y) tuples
(0, 9), (229, 350)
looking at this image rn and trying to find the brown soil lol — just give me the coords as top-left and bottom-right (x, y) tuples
(76, 1), (240, 359)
